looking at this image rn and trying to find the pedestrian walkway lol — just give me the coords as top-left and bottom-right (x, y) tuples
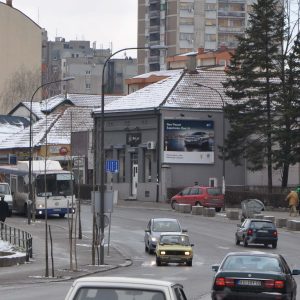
(0, 216), (131, 285)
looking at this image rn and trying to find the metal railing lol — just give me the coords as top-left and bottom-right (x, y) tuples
(0, 222), (33, 262)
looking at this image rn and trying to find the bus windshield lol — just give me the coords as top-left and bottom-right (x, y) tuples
(36, 173), (74, 197)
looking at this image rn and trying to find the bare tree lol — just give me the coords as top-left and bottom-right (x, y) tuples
(0, 66), (41, 114)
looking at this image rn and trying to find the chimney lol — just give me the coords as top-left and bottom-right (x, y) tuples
(198, 48), (205, 54)
(186, 53), (198, 74)
(6, 0), (13, 7)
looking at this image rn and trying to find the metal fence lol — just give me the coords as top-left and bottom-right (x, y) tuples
(0, 222), (32, 262)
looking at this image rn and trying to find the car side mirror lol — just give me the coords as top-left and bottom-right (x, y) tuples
(179, 192), (183, 196)
(145, 229), (150, 233)
(212, 264), (219, 272)
(182, 229), (188, 233)
(292, 269), (300, 275)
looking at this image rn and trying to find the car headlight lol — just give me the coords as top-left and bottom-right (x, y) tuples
(160, 251), (166, 255)
(151, 237), (157, 242)
(184, 251), (190, 256)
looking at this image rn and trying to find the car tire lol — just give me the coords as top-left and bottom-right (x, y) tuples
(243, 237), (248, 247)
(156, 256), (161, 266)
(215, 207), (221, 212)
(171, 200), (177, 210)
(235, 235), (240, 245)
(272, 242), (277, 249)
(187, 260), (192, 267)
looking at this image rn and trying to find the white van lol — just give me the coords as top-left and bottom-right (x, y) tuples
(0, 182), (13, 216)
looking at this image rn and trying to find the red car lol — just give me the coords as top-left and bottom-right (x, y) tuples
(170, 186), (224, 212)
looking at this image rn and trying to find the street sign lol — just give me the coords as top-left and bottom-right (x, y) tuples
(106, 159), (119, 173)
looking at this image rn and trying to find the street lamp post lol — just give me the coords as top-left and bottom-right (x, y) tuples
(98, 45), (167, 265)
(28, 77), (75, 225)
(194, 83), (226, 207)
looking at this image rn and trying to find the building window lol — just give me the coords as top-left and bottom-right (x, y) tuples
(205, 34), (217, 42)
(86, 83), (91, 89)
(86, 70), (91, 74)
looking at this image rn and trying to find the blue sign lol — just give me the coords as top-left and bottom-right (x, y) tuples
(106, 160), (119, 173)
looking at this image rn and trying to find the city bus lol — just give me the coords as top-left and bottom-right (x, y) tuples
(0, 160), (75, 218)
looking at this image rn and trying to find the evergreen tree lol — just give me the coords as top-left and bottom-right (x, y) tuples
(223, 0), (285, 192)
(273, 33), (300, 187)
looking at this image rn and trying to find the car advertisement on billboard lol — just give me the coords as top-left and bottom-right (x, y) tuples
(163, 119), (214, 164)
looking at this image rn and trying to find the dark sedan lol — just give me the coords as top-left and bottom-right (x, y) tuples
(235, 219), (278, 248)
(211, 251), (300, 300)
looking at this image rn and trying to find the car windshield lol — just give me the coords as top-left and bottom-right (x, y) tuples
(152, 220), (181, 232)
(222, 255), (282, 272)
(73, 288), (166, 300)
(160, 235), (190, 246)
(250, 221), (275, 229)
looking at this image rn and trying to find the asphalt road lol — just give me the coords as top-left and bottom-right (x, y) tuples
(1, 203), (300, 300)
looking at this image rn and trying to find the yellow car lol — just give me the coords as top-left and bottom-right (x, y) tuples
(155, 233), (193, 266)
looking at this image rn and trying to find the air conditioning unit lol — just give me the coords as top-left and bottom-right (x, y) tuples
(147, 141), (156, 150)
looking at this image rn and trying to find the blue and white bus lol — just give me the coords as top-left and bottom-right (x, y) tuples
(0, 160), (75, 218)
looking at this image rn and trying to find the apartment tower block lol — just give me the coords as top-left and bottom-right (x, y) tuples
(138, 0), (254, 74)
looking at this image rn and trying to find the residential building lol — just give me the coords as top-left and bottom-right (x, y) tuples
(5, 94), (121, 184)
(0, 0), (42, 114)
(42, 38), (138, 97)
(137, 0), (252, 73)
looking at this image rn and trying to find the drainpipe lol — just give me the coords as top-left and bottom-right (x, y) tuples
(155, 109), (161, 203)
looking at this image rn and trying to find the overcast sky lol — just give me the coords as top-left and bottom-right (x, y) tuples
(12, 0), (138, 57)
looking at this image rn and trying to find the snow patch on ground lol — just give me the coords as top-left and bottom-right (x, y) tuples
(0, 239), (26, 257)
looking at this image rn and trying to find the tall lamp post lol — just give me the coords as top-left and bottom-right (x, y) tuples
(98, 45), (167, 265)
(194, 83), (226, 206)
(28, 77), (75, 225)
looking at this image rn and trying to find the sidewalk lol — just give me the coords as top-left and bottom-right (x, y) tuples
(0, 215), (131, 285)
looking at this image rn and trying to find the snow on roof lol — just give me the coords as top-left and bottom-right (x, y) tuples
(164, 70), (232, 109)
(93, 69), (232, 114)
(0, 116), (29, 143)
(130, 69), (182, 79)
(93, 71), (184, 114)
(0, 105), (95, 149)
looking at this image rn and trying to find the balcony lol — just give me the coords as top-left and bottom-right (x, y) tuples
(149, 10), (160, 19)
(148, 56), (160, 64)
(149, 25), (160, 33)
(218, 11), (245, 18)
(218, 26), (245, 33)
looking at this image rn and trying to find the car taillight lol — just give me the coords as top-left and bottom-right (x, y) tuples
(273, 231), (278, 237)
(264, 280), (285, 289)
(215, 277), (235, 287)
(275, 280), (285, 289)
(247, 229), (253, 236)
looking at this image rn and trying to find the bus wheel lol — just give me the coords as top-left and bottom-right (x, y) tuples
(59, 213), (65, 218)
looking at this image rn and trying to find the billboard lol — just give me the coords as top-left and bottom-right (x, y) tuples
(163, 119), (214, 164)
